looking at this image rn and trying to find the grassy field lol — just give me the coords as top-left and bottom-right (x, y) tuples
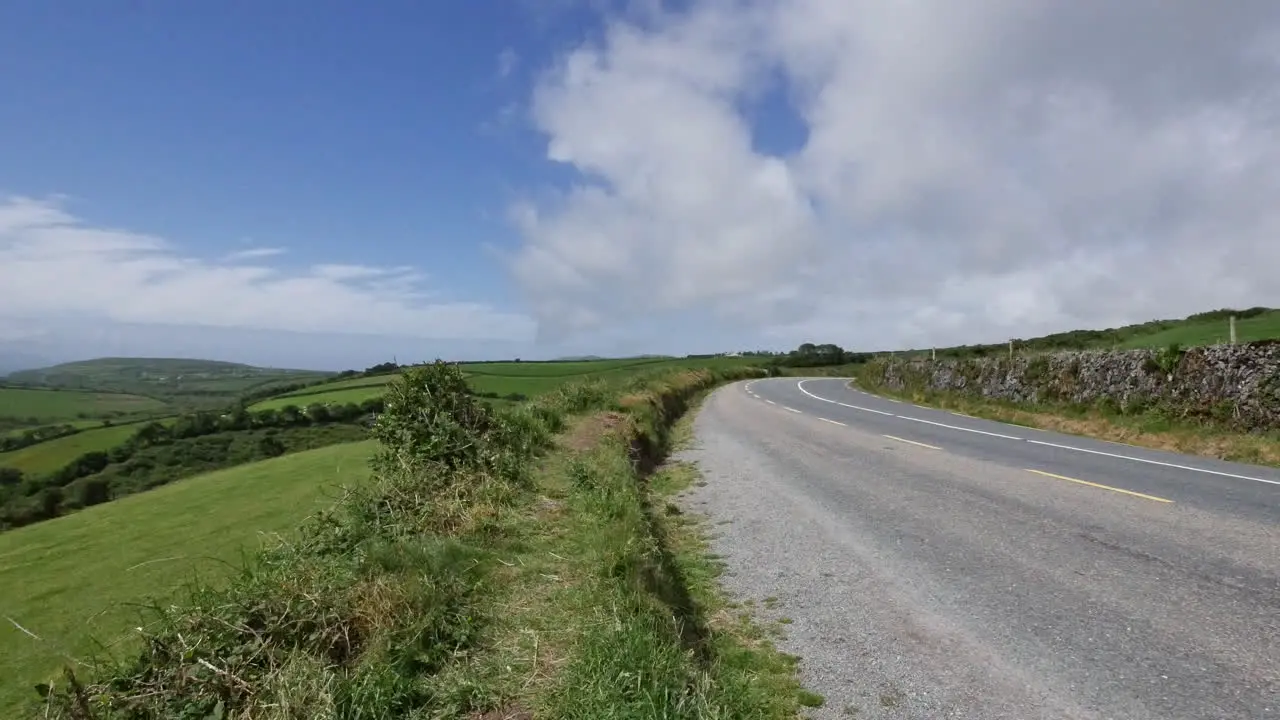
(0, 440), (375, 717)
(3, 358), (767, 478)
(3, 419), (106, 438)
(1117, 310), (1280, 349)
(462, 358), (670, 377)
(0, 387), (166, 425)
(275, 373), (395, 396)
(6, 358), (330, 412)
(248, 357), (768, 411)
(887, 307), (1280, 360)
(249, 384), (389, 411)
(0, 421), (156, 476)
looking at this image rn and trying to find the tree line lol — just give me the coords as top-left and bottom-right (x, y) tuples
(769, 343), (874, 368)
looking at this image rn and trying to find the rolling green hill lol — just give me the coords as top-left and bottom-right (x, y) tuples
(0, 440), (375, 717)
(5, 357), (331, 410)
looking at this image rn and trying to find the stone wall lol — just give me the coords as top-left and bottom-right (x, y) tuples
(860, 341), (1280, 431)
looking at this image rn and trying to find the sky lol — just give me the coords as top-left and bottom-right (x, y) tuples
(3, 0), (1280, 371)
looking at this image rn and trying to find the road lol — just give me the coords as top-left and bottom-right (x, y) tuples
(678, 377), (1280, 719)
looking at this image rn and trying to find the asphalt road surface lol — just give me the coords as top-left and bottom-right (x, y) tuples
(678, 378), (1280, 719)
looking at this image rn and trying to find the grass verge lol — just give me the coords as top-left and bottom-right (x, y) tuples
(31, 363), (810, 719)
(483, 381), (816, 719)
(850, 369), (1280, 467)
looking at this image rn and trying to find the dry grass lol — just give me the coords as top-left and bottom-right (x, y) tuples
(558, 411), (627, 452)
(895, 388), (1280, 467)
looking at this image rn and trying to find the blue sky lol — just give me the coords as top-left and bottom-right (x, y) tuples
(2, 1), (1278, 370)
(3, 1), (568, 311)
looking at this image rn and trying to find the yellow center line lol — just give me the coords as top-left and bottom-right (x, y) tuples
(883, 434), (942, 450)
(1024, 468), (1173, 503)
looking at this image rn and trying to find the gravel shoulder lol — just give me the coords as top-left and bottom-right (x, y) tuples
(675, 382), (1280, 720)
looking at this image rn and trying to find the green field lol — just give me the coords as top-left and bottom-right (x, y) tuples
(4, 358), (767, 475)
(890, 307), (1280, 359)
(3, 419), (106, 439)
(0, 440), (375, 717)
(462, 358), (669, 377)
(5, 358), (331, 412)
(249, 385), (389, 411)
(0, 422), (156, 476)
(1117, 310), (1280, 349)
(277, 373), (395, 396)
(248, 357), (767, 411)
(0, 387), (166, 425)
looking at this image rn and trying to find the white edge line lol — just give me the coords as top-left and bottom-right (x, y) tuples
(819, 417), (846, 426)
(796, 378), (1280, 488)
(797, 380), (895, 415)
(896, 414), (1023, 440)
(783, 406), (802, 414)
(883, 434), (942, 451)
(765, 399), (776, 405)
(1026, 439), (1280, 486)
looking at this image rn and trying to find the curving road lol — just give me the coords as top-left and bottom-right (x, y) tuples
(678, 377), (1280, 719)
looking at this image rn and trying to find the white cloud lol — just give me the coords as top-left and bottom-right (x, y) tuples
(0, 196), (535, 342)
(225, 246), (286, 261)
(497, 47), (520, 78)
(511, 0), (1280, 350)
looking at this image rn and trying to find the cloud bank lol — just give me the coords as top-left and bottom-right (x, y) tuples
(512, 0), (1280, 350)
(0, 196), (536, 368)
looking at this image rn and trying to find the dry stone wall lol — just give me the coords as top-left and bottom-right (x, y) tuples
(861, 341), (1280, 431)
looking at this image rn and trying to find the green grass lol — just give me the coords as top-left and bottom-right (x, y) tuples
(249, 384), (389, 411)
(0, 440), (374, 717)
(0, 387), (166, 425)
(504, 378), (814, 718)
(885, 307), (1280, 360)
(276, 373), (396, 396)
(1117, 310), (1280, 349)
(247, 356), (769, 410)
(3, 419), (106, 439)
(461, 358), (668, 377)
(0, 421), (157, 476)
(6, 357), (330, 411)
(462, 356), (764, 398)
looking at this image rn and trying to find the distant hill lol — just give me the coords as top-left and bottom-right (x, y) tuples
(899, 307), (1280, 360)
(5, 357), (331, 410)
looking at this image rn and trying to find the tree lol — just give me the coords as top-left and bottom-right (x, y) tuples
(0, 467), (22, 487)
(258, 435), (286, 458)
(73, 478), (110, 507)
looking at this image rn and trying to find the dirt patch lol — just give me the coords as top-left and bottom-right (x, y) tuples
(559, 411), (628, 452)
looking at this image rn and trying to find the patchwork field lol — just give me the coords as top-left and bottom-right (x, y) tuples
(5, 358), (330, 412)
(246, 357), (766, 411)
(0, 421), (156, 476)
(0, 356), (775, 715)
(248, 385), (390, 411)
(0, 440), (375, 717)
(0, 387), (166, 425)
